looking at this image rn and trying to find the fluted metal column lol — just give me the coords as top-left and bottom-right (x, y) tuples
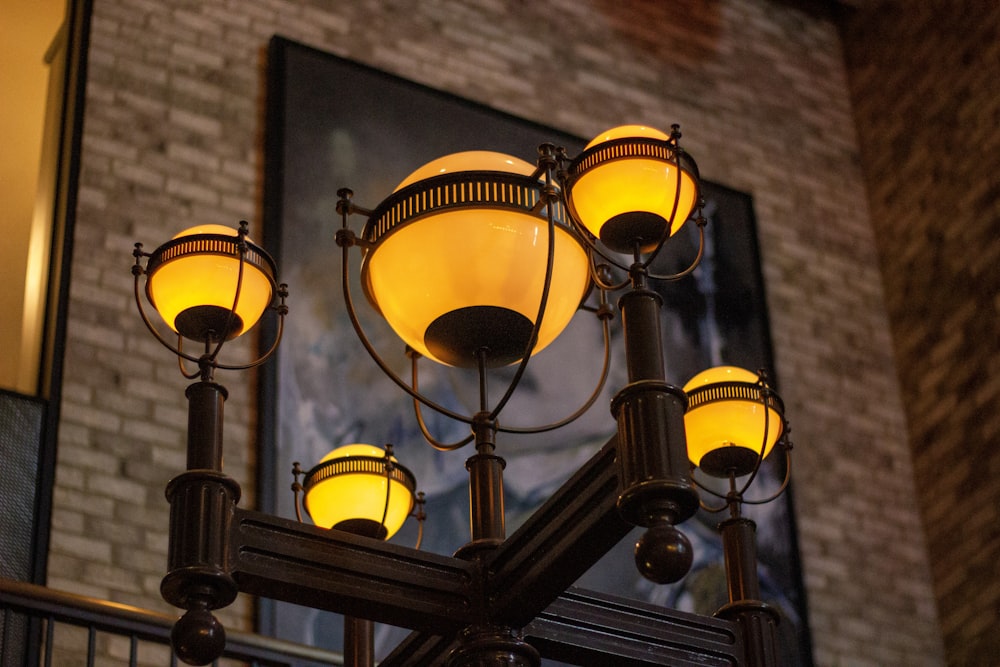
(161, 378), (241, 665)
(610, 277), (700, 586)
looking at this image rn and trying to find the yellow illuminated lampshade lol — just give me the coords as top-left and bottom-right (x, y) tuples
(361, 151), (590, 368)
(145, 224), (276, 342)
(567, 125), (699, 254)
(683, 366), (784, 478)
(303, 444), (417, 540)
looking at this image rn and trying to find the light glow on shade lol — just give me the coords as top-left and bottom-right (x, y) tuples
(362, 152), (590, 367)
(146, 224), (274, 340)
(304, 444), (415, 540)
(682, 366), (783, 471)
(568, 125), (698, 252)
(393, 151), (528, 190)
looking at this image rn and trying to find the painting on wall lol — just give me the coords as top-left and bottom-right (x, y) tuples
(260, 36), (811, 665)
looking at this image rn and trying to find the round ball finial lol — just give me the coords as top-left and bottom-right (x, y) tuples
(634, 522), (694, 584)
(171, 608), (226, 665)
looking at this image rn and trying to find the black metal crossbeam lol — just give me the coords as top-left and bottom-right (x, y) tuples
(377, 439), (747, 665)
(525, 589), (743, 666)
(486, 437), (630, 626)
(226, 438), (749, 666)
(230, 508), (477, 634)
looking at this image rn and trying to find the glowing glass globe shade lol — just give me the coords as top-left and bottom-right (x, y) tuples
(567, 125), (699, 253)
(303, 444), (416, 540)
(683, 366), (783, 477)
(361, 151), (590, 368)
(146, 224), (276, 342)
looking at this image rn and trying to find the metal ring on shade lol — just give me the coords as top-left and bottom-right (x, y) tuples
(566, 137), (700, 183)
(302, 454), (417, 497)
(362, 170), (569, 246)
(145, 232), (277, 295)
(685, 380), (784, 416)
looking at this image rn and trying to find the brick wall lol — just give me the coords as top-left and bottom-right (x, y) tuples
(840, 3), (1000, 664)
(50, 0), (946, 663)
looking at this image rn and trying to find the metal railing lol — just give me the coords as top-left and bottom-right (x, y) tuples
(0, 577), (343, 666)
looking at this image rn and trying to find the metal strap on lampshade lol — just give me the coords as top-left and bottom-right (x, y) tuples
(566, 125), (700, 254)
(145, 224), (277, 343)
(683, 366), (784, 478)
(360, 151), (590, 369)
(302, 444), (417, 540)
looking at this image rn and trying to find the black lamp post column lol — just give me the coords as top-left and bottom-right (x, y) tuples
(465, 413), (506, 550)
(160, 366), (241, 665)
(716, 511), (781, 667)
(612, 268), (700, 584)
(344, 613), (375, 667)
(450, 413), (540, 667)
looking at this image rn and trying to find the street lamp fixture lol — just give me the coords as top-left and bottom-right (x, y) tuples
(132, 123), (793, 667)
(293, 443), (425, 666)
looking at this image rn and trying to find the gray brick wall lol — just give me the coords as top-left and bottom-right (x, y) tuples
(50, 0), (946, 663)
(841, 3), (1000, 664)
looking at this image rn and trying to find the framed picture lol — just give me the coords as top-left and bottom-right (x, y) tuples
(260, 36), (811, 665)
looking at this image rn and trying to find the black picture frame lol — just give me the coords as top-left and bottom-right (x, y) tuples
(259, 36), (811, 665)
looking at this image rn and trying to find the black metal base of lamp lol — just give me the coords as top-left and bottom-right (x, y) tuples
(701, 446), (762, 479)
(601, 211), (669, 254)
(426, 306), (534, 368)
(335, 518), (389, 540)
(174, 305), (245, 343)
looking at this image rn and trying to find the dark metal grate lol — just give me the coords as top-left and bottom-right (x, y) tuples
(0, 392), (44, 581)
(0, 391), (45, 667)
